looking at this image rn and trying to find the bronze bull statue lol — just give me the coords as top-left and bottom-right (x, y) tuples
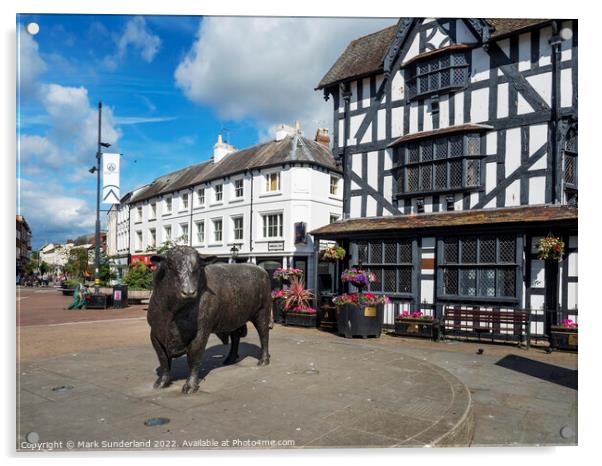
(147, 246), (272, 394)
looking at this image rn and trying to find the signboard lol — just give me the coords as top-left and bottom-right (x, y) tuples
(268, 241), (284, 252)
(102, 153), (120, 204)
(294, 222), (307, 244)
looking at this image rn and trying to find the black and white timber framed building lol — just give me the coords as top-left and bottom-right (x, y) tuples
(310, 18), (578, 338)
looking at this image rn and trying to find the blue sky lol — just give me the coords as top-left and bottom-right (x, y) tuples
(16, 14), (396, 248)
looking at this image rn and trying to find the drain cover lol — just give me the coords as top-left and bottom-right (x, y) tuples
(51, 385), (73, 393)
(144, 417), (170, 427)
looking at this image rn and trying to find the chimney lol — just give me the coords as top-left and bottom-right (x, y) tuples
(213, 134), (236, 163)
(314, 128), (330, 147)
(275, 123), (297, 142)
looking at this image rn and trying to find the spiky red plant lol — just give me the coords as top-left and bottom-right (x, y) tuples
(284, 277), (315, 311)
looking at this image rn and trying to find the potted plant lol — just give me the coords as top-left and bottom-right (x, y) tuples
(550, 319), (578, 352)
(332, 289), (389, 338)
(273, 267), (304, 285)
(536, 235), (565, 261)
(319, 245), (346, 263)
(283, 278), (317, 328)
(394, 311), (438, 340)
(341, 269), (377, 290)
(271, 289), (287, 324)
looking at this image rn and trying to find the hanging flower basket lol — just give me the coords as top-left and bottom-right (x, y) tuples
(320, 245), (346, 262)
(536, 235), (565, 261)
(272, 267), (304, 283)
(341, 269), (377, 290)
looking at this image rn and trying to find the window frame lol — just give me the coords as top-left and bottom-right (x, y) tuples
(212, 218), (223, 243)
(181, 193), (189, 210)
(214, 184), (223, 203)
(164, 197), (172, 214)
(393, 132), (486, 198)
(163, 225), (172, 241)
(234, 178), (244, 199)
(437, 235), (521, 303)
(197, 188), (205, 207)
(329, 175), (339, 196)
(195, 220), (205, 244)
(180, 223), (189, 244)
(149, 203), (156, 220)
(262, 212), (283, 239)
(148, 228), (156, 248)
(265, 172), (281, 193)
(232, 216), (244, 241)
(353, 239), (417, 298)
(405, 50), (470, 101)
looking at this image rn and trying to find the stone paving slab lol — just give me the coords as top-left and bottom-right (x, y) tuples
(17, 331), (473, 451)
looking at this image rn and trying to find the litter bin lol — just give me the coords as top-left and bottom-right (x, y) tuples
(112, 284), (129, 309)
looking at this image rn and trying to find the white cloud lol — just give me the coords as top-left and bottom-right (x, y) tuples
(114, 116), (176, 125)
(18, 179), (96, 243)
(17, 26), (47, 98)
(174, 17), (396, 139)
(104, 16), (161, 70)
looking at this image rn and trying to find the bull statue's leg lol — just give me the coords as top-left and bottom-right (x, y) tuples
(182, 329), (210, 394)
(223, 329), (241, 365)
(151, 333), (172, 389)
(252, 316), (270, 366)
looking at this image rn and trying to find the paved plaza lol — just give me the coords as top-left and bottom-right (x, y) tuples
(16, 287), (577, 450)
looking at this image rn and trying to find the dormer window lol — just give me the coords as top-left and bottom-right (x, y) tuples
(406, 48), (470, 101)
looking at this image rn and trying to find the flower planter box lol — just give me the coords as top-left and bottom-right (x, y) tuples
(285, 312), (317, 328)
(85, 293), (112, 310)
(336, 303), (383, 338)
(394, 318), (438, 340)
(550, 326), (578, 352)
(272, 299), (286, 324)
(127, 289), (152, 304)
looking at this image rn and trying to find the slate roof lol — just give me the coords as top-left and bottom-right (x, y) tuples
(317, 18), (552, 89)
(129, 134), (340, 204)
(310, 205), (577, 237)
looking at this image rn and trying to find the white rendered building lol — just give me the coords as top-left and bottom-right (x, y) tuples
(120, 124), (342, 290)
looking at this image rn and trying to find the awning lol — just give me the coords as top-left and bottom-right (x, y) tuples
(310, 205), (577, 238)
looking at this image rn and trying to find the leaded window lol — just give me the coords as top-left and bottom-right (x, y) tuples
(394, 132), (484, 197)
(406, 51), (470, 100)
(440, 236), (518, 299)
(353, 240), (414, 295)
(564, 125), (578, 190)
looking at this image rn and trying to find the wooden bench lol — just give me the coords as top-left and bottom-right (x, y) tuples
(442, 306), (530, 348)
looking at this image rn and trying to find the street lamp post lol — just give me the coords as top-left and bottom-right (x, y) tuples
(90, 101), (111, 294)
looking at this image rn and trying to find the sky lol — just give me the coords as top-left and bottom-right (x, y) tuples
(16, 14), (396, 249)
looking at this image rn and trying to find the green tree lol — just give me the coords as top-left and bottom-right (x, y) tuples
(99, 254), (116, 285)
(64, 247), (90, 279)
(123, 262), (153, 290)
(39, 261), (50, 275)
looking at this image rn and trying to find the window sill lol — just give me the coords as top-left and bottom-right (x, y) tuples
(329, 195), (342, 201)
(178, 210), (189, 214)
(148, 218), (156, 222)
(207, 243), (223, 247)
(255, 238), (285, 243)
(259, 191), (282, 198)
(210, 202), (224, 207)
(162, 212), (173, 217)
(230, 198), (244, 203)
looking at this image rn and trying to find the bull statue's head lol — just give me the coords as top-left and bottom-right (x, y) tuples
(150, 246), (217, 302)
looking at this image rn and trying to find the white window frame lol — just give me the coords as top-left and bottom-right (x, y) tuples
(214, 184), (223, 203)
(212, 218), (223, 243)
(180, 223), (189, 244)
(136, 206), (143, 223)
(330, 175), (339, 196)
(233, 178), (244, 199)
(195, 220), (205, 244)
(232, 216), (244, 241)
(181, 193), (189, 210)
(148, 228), (156, 247)
(150, 203), (156, 220)
(264, 171), (281, 193)
(164, 197), (173, 214)
(135, 230), (143, 251)
(197, 188), (205, 207)
(163, 225), (172, 241)
(262, 212), (284, 239)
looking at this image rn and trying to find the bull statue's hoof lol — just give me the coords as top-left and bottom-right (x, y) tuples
(257, 357), (270, 366)
(181, 381), (199, 394)
(153, 375), (172, 389)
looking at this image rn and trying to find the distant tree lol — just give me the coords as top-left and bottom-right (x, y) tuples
(74, 234), (92, 246)
(39, 261), (50, 275)
(64, 248), (90, 279)
(146, 235), (186, 255)
(99, 253), (116, 285)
